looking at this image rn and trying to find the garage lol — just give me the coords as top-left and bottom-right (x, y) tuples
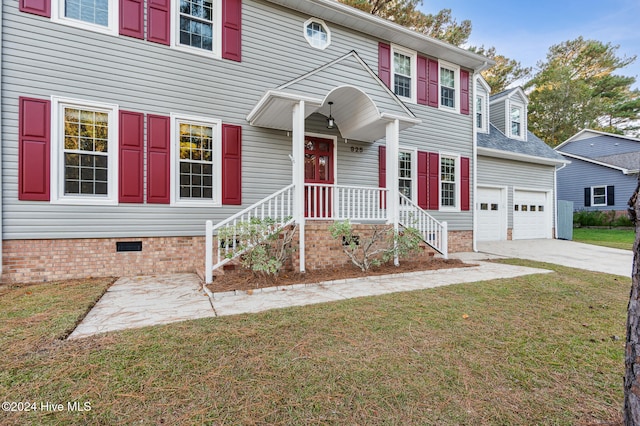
(477, 187), (506, 241)
(513, 190), (550, 239)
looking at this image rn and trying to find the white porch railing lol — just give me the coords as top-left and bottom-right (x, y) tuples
(205, 184), (295, 284)
(399, 193), (448, 258)
(305, 183), (388, 221)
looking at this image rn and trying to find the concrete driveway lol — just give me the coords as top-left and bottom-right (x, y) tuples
(477, 239), (633, 278)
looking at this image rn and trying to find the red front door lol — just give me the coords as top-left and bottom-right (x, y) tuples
(304, 136), (334, 218)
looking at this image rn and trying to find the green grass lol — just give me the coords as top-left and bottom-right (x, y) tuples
(572, 227), (635, 250)
(0, 262), (629, 425)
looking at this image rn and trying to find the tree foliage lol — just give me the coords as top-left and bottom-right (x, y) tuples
(470, 46), (532, 94)
(526, 37), (639, 146)
(338, 0), (471, 46)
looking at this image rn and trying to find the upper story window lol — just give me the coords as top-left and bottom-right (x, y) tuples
(391, 46), (416, 103)
(179, 0), (214, 52)
(510, 105), (522, 137)
(171, 114), (222, 205)
(52, 0), (118, 34)
(304, 18), (331, 49)
(439, 61), (460, 113)
(476, 94), (486, 132)
(51, 97), (118, 205)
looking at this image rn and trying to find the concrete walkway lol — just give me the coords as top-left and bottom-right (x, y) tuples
(69, 256), (551, 339)
(478, 239), (632, 278)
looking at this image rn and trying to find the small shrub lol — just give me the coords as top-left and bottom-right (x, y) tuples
(574, 209), (631, 228)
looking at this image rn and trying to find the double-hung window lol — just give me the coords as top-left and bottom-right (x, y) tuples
(179, 0), (214, 51)
(476, 94), (487, 132)
(53, 0), (118, 34)
(592, 186), (607, 206)
(398, 150), (414, 200)
(439, 61), (460, 112)
(440, 155), (458, 209)
(391, 46), (416, 102)
(171, 114), (222, 205)
(510, 105), (522, 137)
(51, 97), (118, 205)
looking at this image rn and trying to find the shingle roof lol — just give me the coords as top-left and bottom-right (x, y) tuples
(477, 124), (566, 162)
(594, 152), (640, 170)
(489, 87), (520, 102)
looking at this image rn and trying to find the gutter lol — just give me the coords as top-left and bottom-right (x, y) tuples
(472, 73), (479, 253)
(554, 162), (567, 239)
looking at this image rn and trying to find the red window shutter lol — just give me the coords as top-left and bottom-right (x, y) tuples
(147, 0), (170, 45)
(460, 69), (470, 115)
(222, 124), (242, 205)
(461, 156), (470, 210)
(417, 151), (428, 209)
(427, 59), (439, 108)
(19, 97), (50, 201)
(378, 145), (386, 208)
(378, 42), (391, 88)
(427, 152), (439, 210)
(20, 0), (50, 17)
(221, 0), (242, 62)
(120, 0), (144, 39)
(417, 56), (428, 105)
(147, 115), (170, 204)
(119, 111), (144, 203)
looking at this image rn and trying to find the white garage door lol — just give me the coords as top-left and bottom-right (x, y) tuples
(477, 187), (505, 241)
(513, 190), (549, 240)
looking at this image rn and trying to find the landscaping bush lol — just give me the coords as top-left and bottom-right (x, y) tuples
(574, 209), (630, 228)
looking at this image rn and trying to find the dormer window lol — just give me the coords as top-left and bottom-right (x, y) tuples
(509, 103), (525, 139)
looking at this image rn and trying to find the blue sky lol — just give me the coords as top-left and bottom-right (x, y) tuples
(420, 0), (640, 90)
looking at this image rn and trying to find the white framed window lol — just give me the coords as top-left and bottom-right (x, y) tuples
(439, 60), (460, 113)
(52, 0), (118, 35)
(391, 45), (417, 103)
(303, 18), (330, 50)
(508, 100), (526, 140)
(440, 154), (460, 210)
(50, 97), (119, 205)
(398, 148), (416, 202)
(170, 113), (222, 206)
(592, 186), (607, 206)
(172, 0), (222, 58)
(476, 94), (487, 133)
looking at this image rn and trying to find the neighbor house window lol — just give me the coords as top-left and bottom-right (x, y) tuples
(178, 0), (214, 52)
(171, 114), (222, 205)
(391, 46), (416, 102)
(398, 150), (413, 200)
(304, 18), (330, 49)
(51, 97), (118, 205)
(53, 0), (117, 34)
(592, 186), (607, 206)
(440, 155), (458, 208)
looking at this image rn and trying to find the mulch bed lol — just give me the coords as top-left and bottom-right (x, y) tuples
(208, 258), (470, 293)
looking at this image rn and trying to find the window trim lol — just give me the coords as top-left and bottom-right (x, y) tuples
(171, 0), (223, 59)
(390, 45), (417, 104)
(170, 113), (222, 206)
(591, 185), (607, 207)
(508, 99), (526, 140)
(475, 93), (488, 133)
(303, 18), (331, 50)
(398, 146), (417, 203)
(50, 97), (119, 205)
(51, 0), (119, 36)
(438, 60), (460, 113)
(439, 153), (460, 211)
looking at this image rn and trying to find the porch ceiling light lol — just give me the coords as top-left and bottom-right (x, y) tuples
(326, 101), (336, 129)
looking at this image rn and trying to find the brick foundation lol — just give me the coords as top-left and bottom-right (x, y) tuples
(2, 237), (205, 284)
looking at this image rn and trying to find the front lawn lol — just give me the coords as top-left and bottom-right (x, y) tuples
(0, 262), (629, 424)
(572, 227), (635, 250)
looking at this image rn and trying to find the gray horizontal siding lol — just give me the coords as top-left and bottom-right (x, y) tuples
(478, 155), (555, 228)
(2, 0), (475, 239)
(489, 100), (506, 134)
(556, 156), (636, 211)
(560, 134), (640, 157)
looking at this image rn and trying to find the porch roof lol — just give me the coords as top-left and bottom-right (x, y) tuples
(246, 52), (421, 142)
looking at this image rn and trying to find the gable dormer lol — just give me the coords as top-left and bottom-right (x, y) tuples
(489, 87), (528, 141)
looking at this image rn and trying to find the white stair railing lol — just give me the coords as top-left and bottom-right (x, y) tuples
(398, 193), (448, 258)
(205, 184), (295, 284)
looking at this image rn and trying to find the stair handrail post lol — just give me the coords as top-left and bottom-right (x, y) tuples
(442, 221), (448, 259)
(205, 220), (213, 284)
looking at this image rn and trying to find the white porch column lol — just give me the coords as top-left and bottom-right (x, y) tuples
(292, 101), (306, 272)
(385, 119), (400, 266)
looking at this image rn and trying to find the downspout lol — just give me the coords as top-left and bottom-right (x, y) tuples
(0, 0), (4, 278)
(554, 162), (567, 239)
(471, 62), (488, 252)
